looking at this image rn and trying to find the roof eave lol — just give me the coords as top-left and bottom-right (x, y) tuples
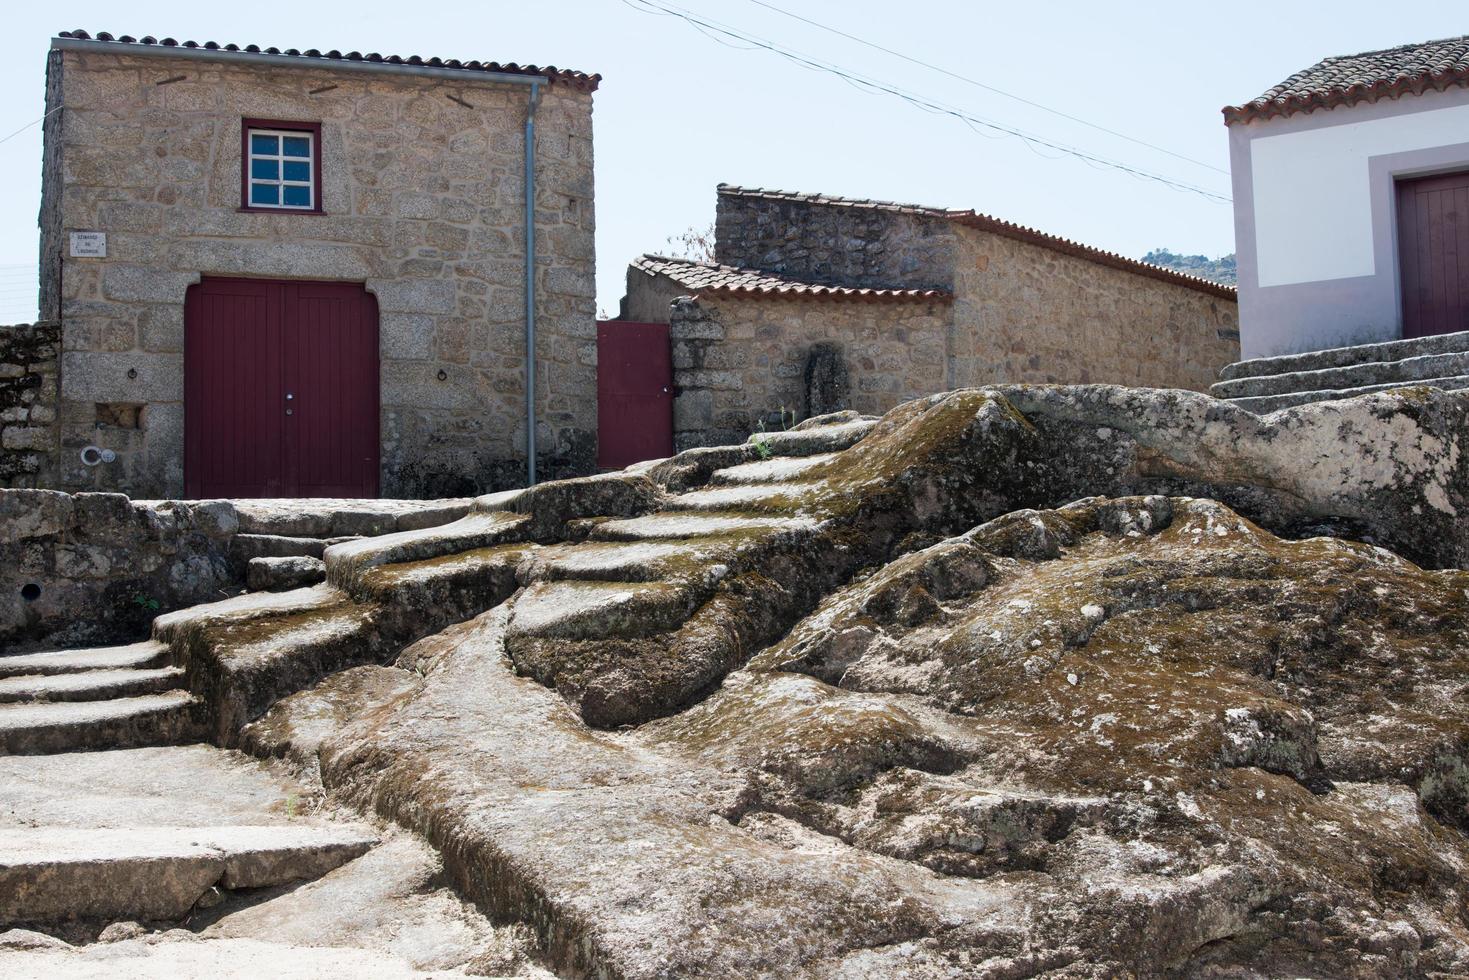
(50, 35), (597, 91)
(1223, 66), (1469, 126)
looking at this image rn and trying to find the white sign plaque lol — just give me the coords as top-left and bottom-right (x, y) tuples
(69, 231), (106, 258)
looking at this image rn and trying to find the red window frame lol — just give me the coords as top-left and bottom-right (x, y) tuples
(239, 118), (325, 214)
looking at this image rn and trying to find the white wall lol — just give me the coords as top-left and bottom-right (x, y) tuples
(1251, 101), (1469, 288)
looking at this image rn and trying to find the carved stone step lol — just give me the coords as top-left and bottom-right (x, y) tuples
(0, 824), (375, 923)
(0, 666), (184, 704)
(0, 641), (168, 679)
(1218, 328), (1469, 381)
(0, 691), (201, 755)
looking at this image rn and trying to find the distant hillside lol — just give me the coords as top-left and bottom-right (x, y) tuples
(1142, 249), (1237, 287)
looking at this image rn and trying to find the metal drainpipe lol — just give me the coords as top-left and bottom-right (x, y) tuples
(524, 81), (542, 487)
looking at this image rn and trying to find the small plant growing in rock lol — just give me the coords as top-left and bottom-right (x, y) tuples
(131, 593), (161, 612)
(751, 406), (796, 460)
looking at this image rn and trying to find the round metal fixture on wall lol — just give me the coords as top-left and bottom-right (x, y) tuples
(80, 446), (117, 466)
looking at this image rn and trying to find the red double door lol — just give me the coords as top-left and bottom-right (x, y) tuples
(185, 277), (379, 498)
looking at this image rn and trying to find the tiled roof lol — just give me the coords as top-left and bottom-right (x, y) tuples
(718, 186), (1237, 300)
(631, 255), (952, 303)
(55, 30), (600, 91)
(1223, 34), (1469, 125)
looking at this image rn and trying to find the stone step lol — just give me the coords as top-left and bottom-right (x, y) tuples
(1219, 328), (1469, 381)
(523, 539), (736, 583)
(232, 532), (359, 561)
(1227, 375), (1469, 415)
(246, 555), (327, 592)
(153, 583), (342, 645)
(232, 498), (471, 537)
(507, 579), (698, 641)
(1211, 350), (1469, 399)
(663, 482), (823, 513)
(0, 691), (201, 755)
(0, 666), (184, 704)
(323, 510), (533, 592)
(0, 641), (169, 679)
(592, 511), (819, 542)
(750, 418), (877, 455)
(0, 823), (375, 923)
(0, 937), (456, 977)
(710, 452), (839, 485)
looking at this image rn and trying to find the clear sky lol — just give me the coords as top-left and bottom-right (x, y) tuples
(0, 1), (1463, 321)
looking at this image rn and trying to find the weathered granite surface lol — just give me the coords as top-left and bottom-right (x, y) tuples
(12, 385), (1469, 975)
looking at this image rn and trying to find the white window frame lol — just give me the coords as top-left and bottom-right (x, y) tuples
(247, 128), (316, 210)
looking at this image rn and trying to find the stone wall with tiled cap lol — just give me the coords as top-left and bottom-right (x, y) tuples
(0, 323), (61, 488)
(41, 44), (596, 498)
(714, 186), (956, 292)
(949, 227), (1239, 392)
(667, 293), (952, 451)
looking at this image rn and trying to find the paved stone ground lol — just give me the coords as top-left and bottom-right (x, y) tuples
(0, 746), (549, 977)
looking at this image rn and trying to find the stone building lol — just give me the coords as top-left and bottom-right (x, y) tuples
(11, 29), (598, 498)
(623, 185), (1239, 450)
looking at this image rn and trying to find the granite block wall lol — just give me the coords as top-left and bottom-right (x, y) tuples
(668, 295), (952, 449)
(41, 47), (596, 498)
(0, 323), (60, 488)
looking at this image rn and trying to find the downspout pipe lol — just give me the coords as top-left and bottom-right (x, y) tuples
(524, 81), (542, 486)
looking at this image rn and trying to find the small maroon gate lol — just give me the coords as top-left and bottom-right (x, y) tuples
(596, 320), (673, 469)
(185, 277), (379, 498)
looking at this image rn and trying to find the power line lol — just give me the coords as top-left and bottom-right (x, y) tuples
(0, 105), (61, 148)
(742, 0), (1229, 177)
(619, 0), (1230, 204)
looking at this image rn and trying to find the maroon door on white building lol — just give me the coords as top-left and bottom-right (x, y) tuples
(1397, 170), (1469, 338)
(185, 277), (379, 498)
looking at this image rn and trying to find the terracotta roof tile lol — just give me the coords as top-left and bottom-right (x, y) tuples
(1223, 34), (1469, 125)
(717, 185), (1237, 300)
(631, 255), (952, 303)
(55, 29), (600, 91)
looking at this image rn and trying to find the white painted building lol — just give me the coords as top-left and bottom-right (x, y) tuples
(1226, 36), (1469, 358)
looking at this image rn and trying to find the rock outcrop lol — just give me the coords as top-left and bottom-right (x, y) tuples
(9, 384), (1469, 976)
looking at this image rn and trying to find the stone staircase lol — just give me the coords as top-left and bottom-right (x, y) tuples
(0, 643), (199, 754)
(0, 418), (879, 756)
(1210, 329), (1469, 413)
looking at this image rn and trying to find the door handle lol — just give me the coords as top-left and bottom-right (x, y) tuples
(285, 392), (294, 416)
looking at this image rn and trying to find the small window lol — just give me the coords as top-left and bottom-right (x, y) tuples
(241, 120), (321, 212)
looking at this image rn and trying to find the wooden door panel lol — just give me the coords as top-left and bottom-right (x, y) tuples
(185, 279), (283, 498)
(596, 320), (673, 470)
(185, 277), (379, 499)
(285, 283), (380, 498)
(1398, 170), (1469, 339)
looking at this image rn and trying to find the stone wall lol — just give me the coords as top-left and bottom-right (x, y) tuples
(714, 187), (955, 291)
(0, 489), (239, 650)
(669, 294), (952, 449)
(949, 226), (1240, 391)
(45, 48), (596, 498)
(0, 323), (60, 488)
(0, 488), (476, 650)
(619, 262), (688, 323)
